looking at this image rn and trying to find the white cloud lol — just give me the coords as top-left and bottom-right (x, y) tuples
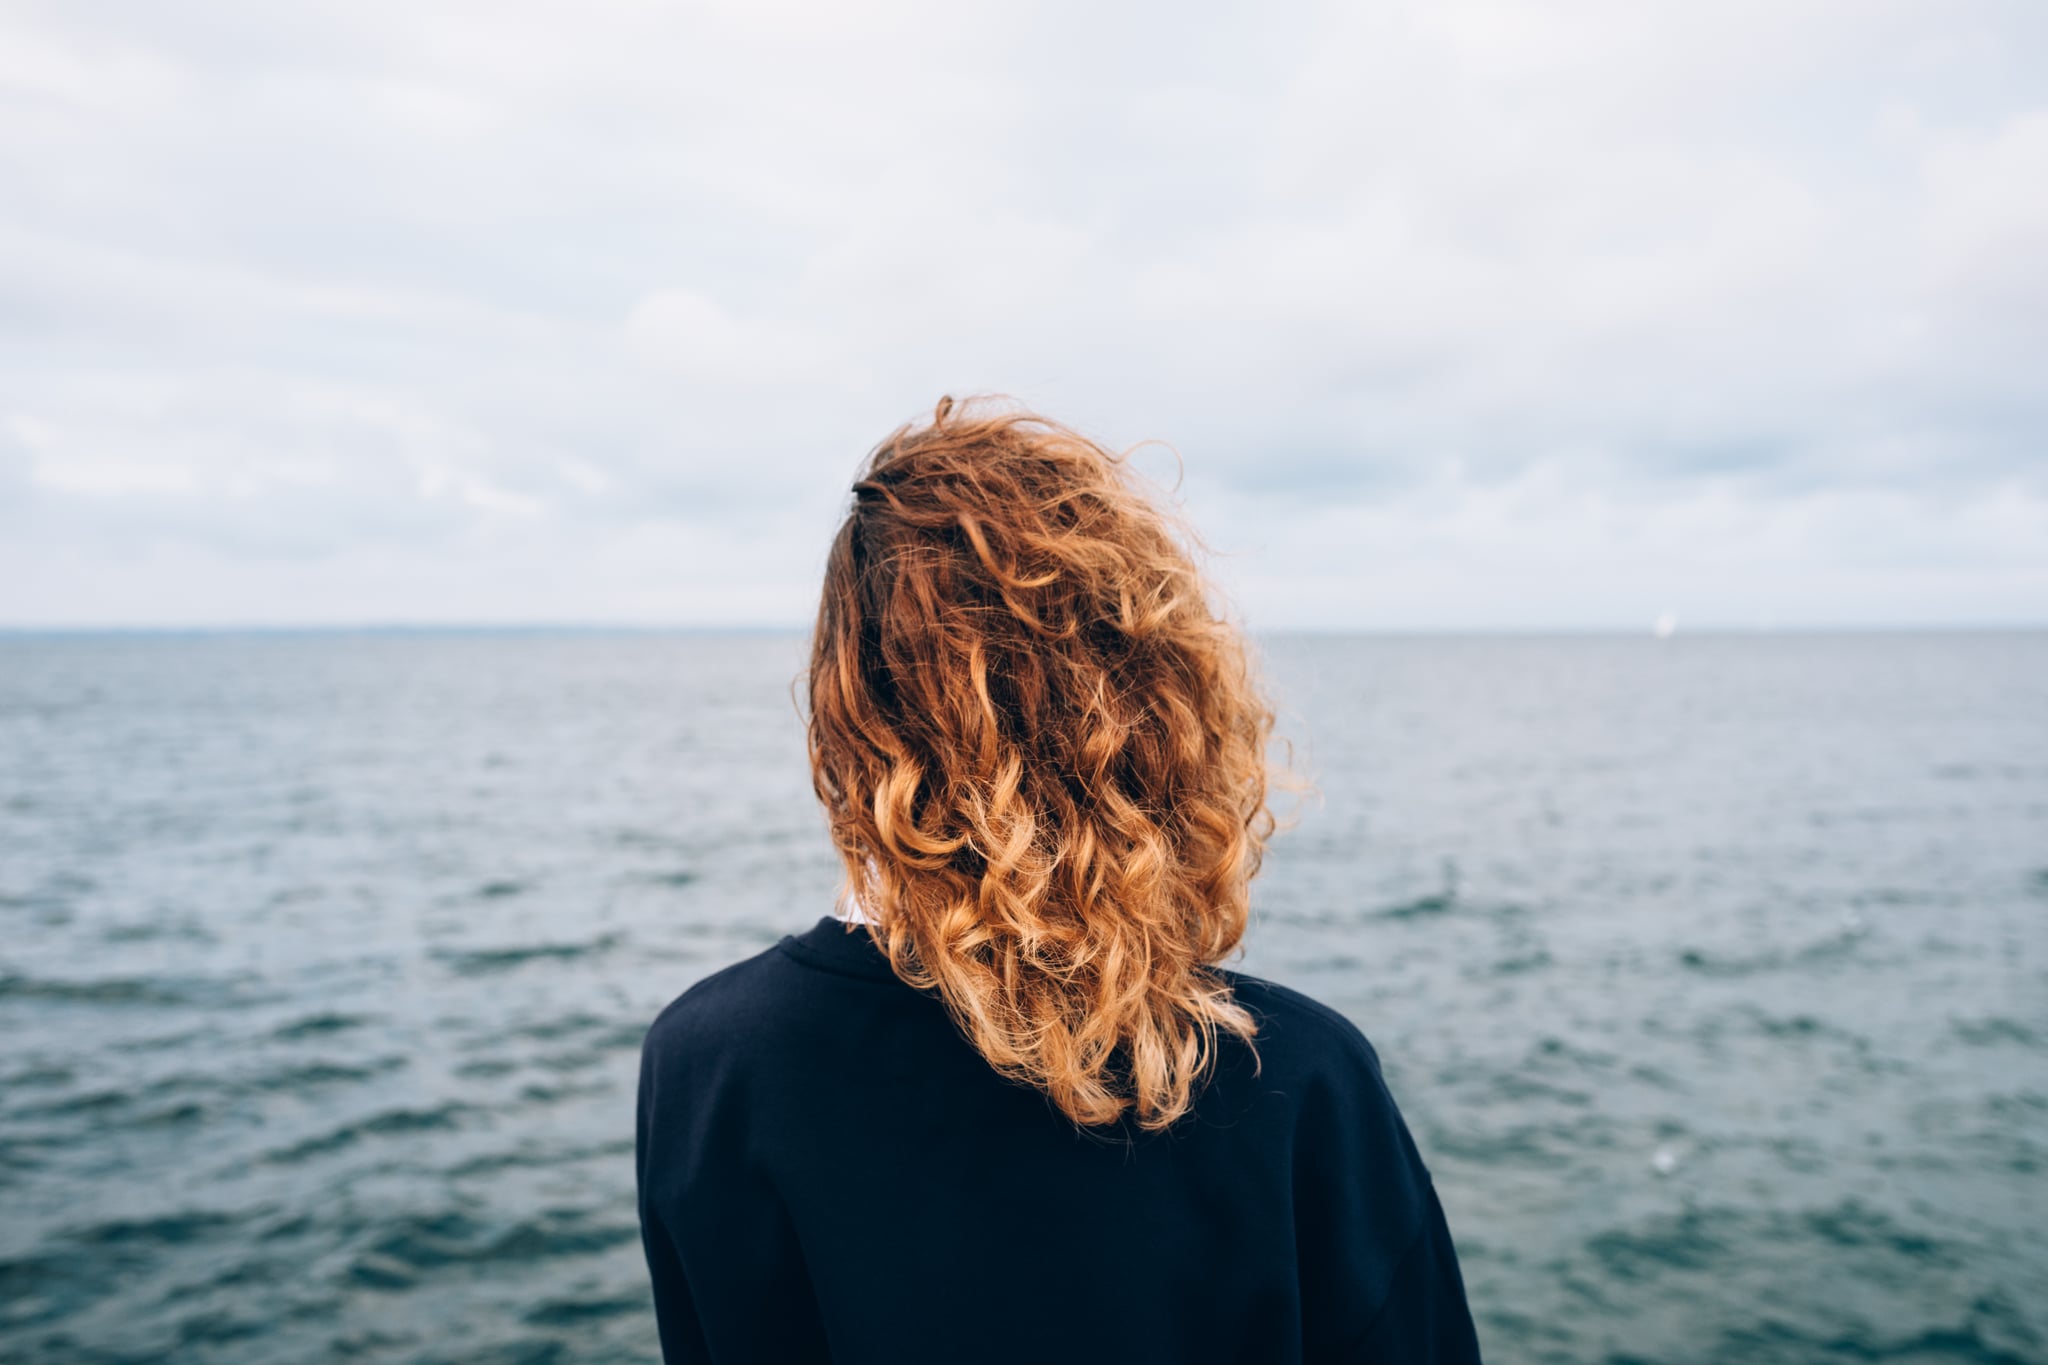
(623, 288), (847, 390)
(1, 0), (2043, 626)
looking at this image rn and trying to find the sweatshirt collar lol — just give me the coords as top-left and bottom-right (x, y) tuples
(778, 915), (900, 982)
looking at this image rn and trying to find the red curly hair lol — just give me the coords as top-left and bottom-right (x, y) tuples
(806, 396), (1280, 1132)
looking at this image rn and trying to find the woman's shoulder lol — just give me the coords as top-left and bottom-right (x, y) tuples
(639, 918), (924, 1068)
(1214, 972), (1476, 1360)
(640, 940), (814, 1066)
(1212, 968), (1446, 1294)
(1212, 966), (1391, 1084)
(1205, 966), (1433, 1171)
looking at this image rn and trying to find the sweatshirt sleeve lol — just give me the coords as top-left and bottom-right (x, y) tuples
(1293, 1023), (1483, 1364)
(635, 1004), (830, 1364)
(636, 1022), (707, 1363)
(1340, 1180), (1482, 1362)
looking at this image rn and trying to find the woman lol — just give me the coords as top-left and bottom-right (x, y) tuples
(636, 398), (1482, 1363)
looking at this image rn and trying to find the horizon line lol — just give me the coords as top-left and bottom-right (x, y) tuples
(2, 621), (2044, 638)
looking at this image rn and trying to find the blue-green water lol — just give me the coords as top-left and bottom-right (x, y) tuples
(1, 632), (2044, 1363)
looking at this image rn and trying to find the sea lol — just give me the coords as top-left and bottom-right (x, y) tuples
(1, 630), (2043, 1364)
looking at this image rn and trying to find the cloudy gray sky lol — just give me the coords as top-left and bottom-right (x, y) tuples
(3, 0), (2044, 630)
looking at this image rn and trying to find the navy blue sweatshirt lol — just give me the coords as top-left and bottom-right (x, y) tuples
(636, 916), (1483, 1363)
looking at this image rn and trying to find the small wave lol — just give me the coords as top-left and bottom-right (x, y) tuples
(446, 1146), (558, 1179)
(446, 1137), (634, 1181)
(434, 935), (620, 976)
(0, 971), (270, 1011)
(271, 1011), (372, 1041)
(1489, 949), (1554, 976)
(1586, 1207), (1738, 1281)
(136, 1101), (208, 1129)
(10, 1073), (224, 1133)
(261, 1103), (475, 1165)
(1984, 1090), (2047, 1121)
(16, 1059), (405, 1131)
(172, 1308), (268, 1350)
(0, 1139), (54, 1187)
(0, 974), (194, 1006)
(1744, 1009), (1866, 1046)
(250, 1058), (407, 1091)
(517, 1079), (609, 1106)
(0, 1063), (73, 1092)
(1628, 1063), (1685, 1092)
(504, 1012), (609, 1042)
(364, 1102), (473, 1135)
(102, 918), (217, 945)
(1526, 1036), (1618, 1070)
(454, 1058), (520, 1080)
(11, 1088), (131, 1120)
(611, 826), (687, 851)
(349, 1252), (418, 1291)
(476, 880), (528, 900)
(1425, 1119), (1614, 1166)
(524, 1291), (648, 1327)
(1950, 1017), (2041, 1048)
(1376, 892), (1455, 920)
(1802, 1200), (1956, 1264)
(114, 1026), (214, 1053)
(1487, 1074), (1593, 1107)
(525, 1026), (645, 1071)
(1713, 1305), (2040, 1364)
(1678, 930), (1867, 978)
(1751, 1012), (1828, 1038)
(1677, 947), (1751, 976)
(72, 1210), (245, 1249)
(354, 1208), (638, 1276)
(261, 1129), (359, 1166)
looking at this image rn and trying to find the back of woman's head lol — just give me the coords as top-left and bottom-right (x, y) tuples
(806, 395), (1278, 1132)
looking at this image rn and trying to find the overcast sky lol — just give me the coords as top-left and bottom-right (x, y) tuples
(3, 0), (2044, 630)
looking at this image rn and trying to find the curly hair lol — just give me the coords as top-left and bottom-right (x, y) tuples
(806, 395), (1281, 1133)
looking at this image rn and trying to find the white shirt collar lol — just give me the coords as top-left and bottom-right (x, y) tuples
(836, 861), (880, 926)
